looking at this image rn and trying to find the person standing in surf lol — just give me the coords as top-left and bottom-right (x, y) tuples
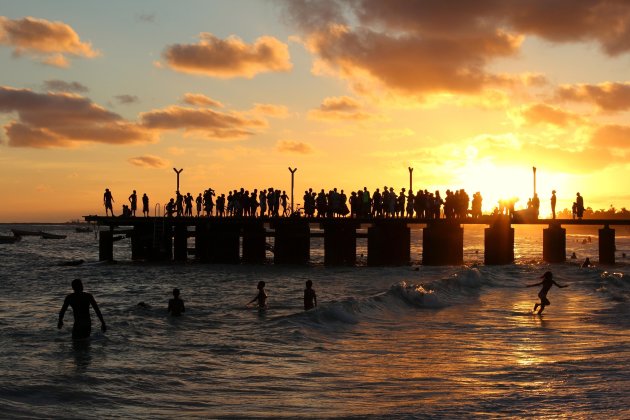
(167, 288), (185, 316)
(58, 279), (107, 339)
(304, 280), (317, 311)
(526, 271), (568, 314)
(248, 281), (267, 310)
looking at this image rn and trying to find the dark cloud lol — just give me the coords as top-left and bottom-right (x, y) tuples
(43, 80), (89, 93)
(139, 105), (267, 139)
(283, 0), (630, 96)
(115, 94), (140, 105)
(162, 33), (292, 78)
(0, 86), (152, 148)
(135, 13), (156, 23)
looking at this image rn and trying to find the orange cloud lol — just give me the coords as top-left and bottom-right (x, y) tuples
(555, 82), (630, 112)
(276, 139), (313, 154)
(128, 155), (169, 168)
(308, 96), (379, 121)
(139, 105), (267, 140)
(0, 86), (152, 148)
(284, 1), (630, 96)
(182, 93), (224, 108)
(162, 33), (292, 78)
(0, 16), (99, 67)
(251, 103), (289, 118)
(517, 103), (585, 127)
(591, 125), (630, 149)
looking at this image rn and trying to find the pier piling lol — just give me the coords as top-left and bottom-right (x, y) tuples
(322, 219), (359, 265)
(484, 218), (515, 265)
(98, 229), (114, 261)
(368, 221), (410, 266)
(422, 221), (463, 265)
(543, 223), (566, 263)
(242, 221), (267, 264)
(598, 226), (615, 265)
(271, 219), (310, 264)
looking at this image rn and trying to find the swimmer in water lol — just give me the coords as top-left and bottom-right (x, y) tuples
(167, 288), (185, 316)
(58, 279), (106, 339)
(526, 271), (568, 315)
(248, 281), (267, 310)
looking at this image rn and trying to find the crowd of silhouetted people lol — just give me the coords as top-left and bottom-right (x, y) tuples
(103, 187), (586, 221)
(104, 186), (486, 220)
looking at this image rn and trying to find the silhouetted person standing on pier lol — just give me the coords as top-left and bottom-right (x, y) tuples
(142, 193), (149, 217)
(104, 188), (115, 216)
(551, 190), (557, 219)
(128, 190), (137, 216)
(576, 192), (584, 219)
(168, 288), (185, 316)
(58, 279), (106, 339)
(526, 271), (568, 315)
(304, 280), (317, 311)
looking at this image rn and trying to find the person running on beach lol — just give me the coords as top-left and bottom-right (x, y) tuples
(304, 280), (317, 311)
(526, 271), (568, 315)
(247, 281), (267, 310)
(167, 288), (185, 316)
(104, 188), (115, 216)
(58, 279), (107, 339)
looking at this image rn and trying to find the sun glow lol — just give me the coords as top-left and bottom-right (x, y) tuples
(456, 161), (570, 216)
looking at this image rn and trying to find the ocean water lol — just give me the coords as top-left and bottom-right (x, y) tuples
(0, 223), (628, 418)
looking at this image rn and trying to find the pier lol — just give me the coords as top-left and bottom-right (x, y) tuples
(84, 215), (629, 266)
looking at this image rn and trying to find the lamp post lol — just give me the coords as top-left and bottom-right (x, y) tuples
(288, 167), (297, 213)
(173, 168), (183, 192)
(408, 167), (413, 191)
(532, 166), (536, 197)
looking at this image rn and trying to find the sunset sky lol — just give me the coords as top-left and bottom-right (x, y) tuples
(1, 0), (629, 222)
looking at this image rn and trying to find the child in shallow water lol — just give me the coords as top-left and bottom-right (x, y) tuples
(526, 271), (568, 315)
(248, 281), (267, 310)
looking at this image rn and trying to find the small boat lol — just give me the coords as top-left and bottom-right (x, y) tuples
(11, 229), (40, 236)
(40, 231), (67, 239)
(75, 226), (92, 233)
(0, 235), (20, 244)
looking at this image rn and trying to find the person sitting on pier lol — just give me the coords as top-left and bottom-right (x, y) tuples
(58, 279), (107, 339)
(248, 281), (267, 310)
(304, 280), (317, 311)
(166, 198), (176, 217)
(168, 288), (185, 316)
(526, 271), (568, 315)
